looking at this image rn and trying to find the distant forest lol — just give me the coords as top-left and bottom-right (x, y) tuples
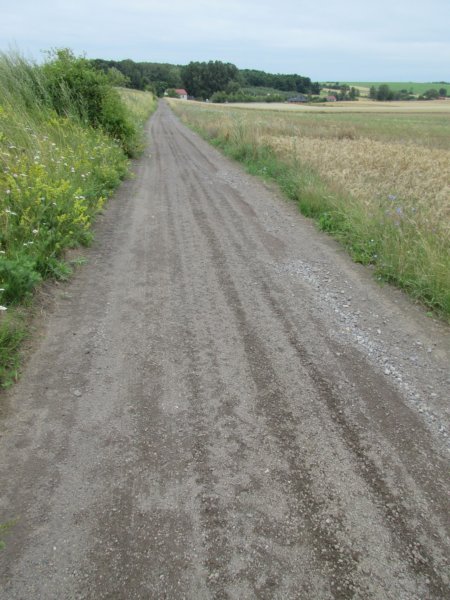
(91, 58), (321, 99)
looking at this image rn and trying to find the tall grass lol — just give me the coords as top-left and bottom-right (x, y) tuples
(169, 101), (450, 319)
(0, 51), (155, 386)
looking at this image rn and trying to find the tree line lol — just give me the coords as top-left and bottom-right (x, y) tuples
(369, 84), (448, 101)
(91, 58), (320, 100)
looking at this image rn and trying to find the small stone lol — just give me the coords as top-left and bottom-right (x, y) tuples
(73, 390), (82, 397)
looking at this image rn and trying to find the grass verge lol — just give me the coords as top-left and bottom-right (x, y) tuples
(169, 100), (450, 321)
(0, 51), (156, 386)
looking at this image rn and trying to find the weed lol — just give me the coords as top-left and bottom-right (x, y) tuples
(0, 313), (26, 388)
(0, 50), (156, 385)
(0, 519), (18, 550)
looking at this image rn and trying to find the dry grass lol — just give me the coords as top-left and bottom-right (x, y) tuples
(266, 135), (450, 240)
(117, 88), (156, 126)
(169, 99), (450, 316)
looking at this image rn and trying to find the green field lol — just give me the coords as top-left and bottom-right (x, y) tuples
(340, 82), (450, 95)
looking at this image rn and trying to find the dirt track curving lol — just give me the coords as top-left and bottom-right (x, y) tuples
(0, 101), (449, 599)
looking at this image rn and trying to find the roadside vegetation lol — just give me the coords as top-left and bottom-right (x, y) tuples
(0, 49), (156, 386)
(169, 100), (450, 320)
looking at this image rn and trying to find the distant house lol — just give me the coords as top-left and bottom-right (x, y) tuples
(326, 95), (337, 102)
(175, 88), (188, 100)
(287, 94), (308, 103)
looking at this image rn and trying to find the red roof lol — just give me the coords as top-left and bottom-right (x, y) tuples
(175, 89), (188, 96)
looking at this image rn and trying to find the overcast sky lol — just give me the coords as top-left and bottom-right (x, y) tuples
(1, 0), (449, 81)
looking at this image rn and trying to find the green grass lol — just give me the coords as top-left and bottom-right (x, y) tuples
(0, 313), (27, 388)
(0, 519), (17, 550)
(0, 51), (156, 387)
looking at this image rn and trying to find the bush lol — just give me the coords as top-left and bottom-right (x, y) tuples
(0, 257), (41, 304)
(41, 49), (138, 156)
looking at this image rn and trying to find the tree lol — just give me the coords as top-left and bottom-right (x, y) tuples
(423, 88), (439, 100)
(376, 84), (394, 101)
(438, 87), (447, 97)
(182, 60), (239, 98)
(106, 67), (130, 87)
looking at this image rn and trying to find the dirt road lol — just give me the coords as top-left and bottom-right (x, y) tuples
(1, 101), (449, 599)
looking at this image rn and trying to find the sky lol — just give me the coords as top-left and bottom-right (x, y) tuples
(0, 0), (449, 81)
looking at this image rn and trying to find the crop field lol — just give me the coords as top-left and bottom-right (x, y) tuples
(169, 99), (450, 317)
(341, 82), (450, 95)
(207, 98), (450, 116)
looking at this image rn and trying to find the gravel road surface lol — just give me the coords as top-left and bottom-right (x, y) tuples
(1, 101), (449, 599)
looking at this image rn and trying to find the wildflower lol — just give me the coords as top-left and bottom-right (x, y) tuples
(395, 207), (403, 216)
(32, 229), (39, 234)
(5, 189), (10, 194)
(388, 194), (397, 201)
(0, 306), (7, 311)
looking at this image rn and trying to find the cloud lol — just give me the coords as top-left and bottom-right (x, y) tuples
(1, 0), (448, 79)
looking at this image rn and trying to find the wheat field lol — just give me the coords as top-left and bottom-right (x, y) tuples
(169, 99), (450, 316)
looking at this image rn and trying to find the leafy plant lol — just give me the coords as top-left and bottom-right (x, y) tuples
(0, 50), (156, 385)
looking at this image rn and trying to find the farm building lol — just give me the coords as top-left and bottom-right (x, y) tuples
(175, 88), (188, 100)
(326, 95), (337, 102)
(287, 94), (308, 103)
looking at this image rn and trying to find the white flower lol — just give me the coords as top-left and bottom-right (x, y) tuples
(32, 229), (39, 234)
(0, 306), (7, 311)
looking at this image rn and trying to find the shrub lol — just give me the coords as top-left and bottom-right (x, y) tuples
(41, 49), (138, 156)
(0, 257), (41, 304)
